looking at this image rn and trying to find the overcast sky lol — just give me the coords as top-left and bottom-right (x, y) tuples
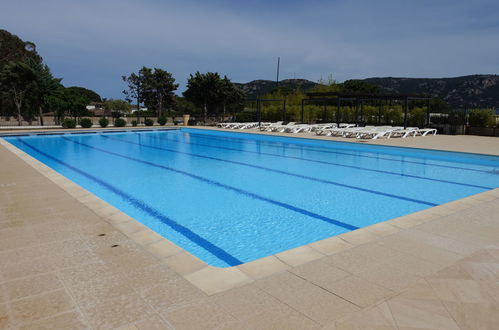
(2, 0), (498, 98)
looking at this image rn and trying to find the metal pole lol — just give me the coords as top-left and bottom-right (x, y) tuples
(404, 97), (409, 129)
(360, 100), (364, 125)
(336, 97), (340, 126)
(257, 99), (261, 127)
(355, 98), (359, 126)
(301, 99), (305, 123)
(323, 100), (327, 123)
(378, 100), (382, 125)
(426, 99), (431, 128)
(283, 100), (286, 122)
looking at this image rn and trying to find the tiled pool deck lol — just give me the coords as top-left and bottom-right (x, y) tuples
(1, 127), (499, 329)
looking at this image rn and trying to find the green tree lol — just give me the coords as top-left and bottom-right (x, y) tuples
(0, 61), (35, 125)
(65, 86), (101, 103)
(103, 99), (131, 114)
(29, 60), (63, 125)
(122, 70), (146, 122)
(142, 68), (178, 117)
(183, 72), (224, 122)
(219, 76), (245, 121)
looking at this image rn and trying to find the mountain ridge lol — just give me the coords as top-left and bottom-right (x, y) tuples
(235, 75), (499, 108)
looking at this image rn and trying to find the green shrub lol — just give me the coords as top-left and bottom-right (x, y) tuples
(157, 116), (167, 126)
(114, 118), (126, 127)
(62, 118), (77, 129)
(131, 120), (138, 127)
(79, 118), (92, 128)
(99, 117), (109, 128)
(144, 118), (154, 126)
(468, 109), (495, 127)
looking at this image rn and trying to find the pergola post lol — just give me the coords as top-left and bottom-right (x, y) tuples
(283, 100), (286, 122)
(378, 100), (382, 125)
(355, 98), (359, 126)
(403, 97), (409, 129)
(301, 99), (305, 123)
(336, 97), (341, 126)
(323, 100), (327, 123)
(360, 100), (364, 125)
(426, 99), (431, 127)
(257, 99), (261, 127)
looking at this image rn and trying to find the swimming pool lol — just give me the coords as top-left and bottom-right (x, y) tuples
(4, 128), (499, 267)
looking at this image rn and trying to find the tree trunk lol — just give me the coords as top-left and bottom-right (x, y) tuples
(39, 105), (44, 126)
(158, 96), (163, 118)
(223, 103), (226, 122)
(203, 103), (207, 123)
(16, 103), (22, 126)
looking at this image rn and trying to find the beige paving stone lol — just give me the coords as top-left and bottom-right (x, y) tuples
(336, 228), (379, 245)
(378, 234), (463, 266)
(242, 308), (321, 330)
(332, 302), (398, 329)
(133, 315), (171, 330)
(113, 220), (148, 234)
(323, 242), (404, 274)
(140, 279), (206, 311)
(275, 245), (324, 267)
(324, 275), (395, 308)
(387, 296), (460, 329)
(0, 303), (11, 329)
(308, 236), (353, 255)
(163, 251), (207, 275)
(68, 275), (135, 309)
(10, 289), (76, 325)
(364, 222), (401, 237)
(443, 301), (499, 330)
(237, 255), (290, 280)
(426, 278), (492, 304)
(184, 266), (253, 295)
(145, 239), (183, 259)
(290, 259), (350, 286)
(127, 229), (164, 246)
(82, 292), (156, 330)
(256, 272), (359, 325)
(356, 262), (421, 292)
(17, 310), (88, 330)
(2, 273), (63, 302)
(101, 249), (159, 271)
(123, 263), (180, 291)
(161, 299), (237, 330)
(0, 255), (57, 280)
(212, 284), (287, 321)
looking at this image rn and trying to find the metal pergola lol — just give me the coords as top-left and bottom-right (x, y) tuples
(248, 98), (286, 127)
(302, 92), (433, 129)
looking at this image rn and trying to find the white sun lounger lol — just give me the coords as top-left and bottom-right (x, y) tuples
(260, 121), (283, 131)
(270, 122), (297, 132)
(417, 128), (437, 136)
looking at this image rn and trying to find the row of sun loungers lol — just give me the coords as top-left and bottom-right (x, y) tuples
(217, 122), (437, 139)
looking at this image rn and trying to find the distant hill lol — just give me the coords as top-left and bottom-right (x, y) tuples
(236, 75), (499, 109)
(234, 79), (318, 99)
(365, 75), (499, 109)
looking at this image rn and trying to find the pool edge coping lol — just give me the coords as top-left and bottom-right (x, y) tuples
(2, 136), (498, 296)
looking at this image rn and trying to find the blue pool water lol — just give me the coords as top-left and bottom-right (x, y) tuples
(4, 128), (499, 267)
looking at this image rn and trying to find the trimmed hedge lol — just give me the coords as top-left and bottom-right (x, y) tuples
(80, 118), (92, 128)
(114, 118), (126, 127)
(144, 118), (154, 126)
(99, 117), (109, 128)
(157, 116), (167, 125)
(62, 118), (77, 129)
